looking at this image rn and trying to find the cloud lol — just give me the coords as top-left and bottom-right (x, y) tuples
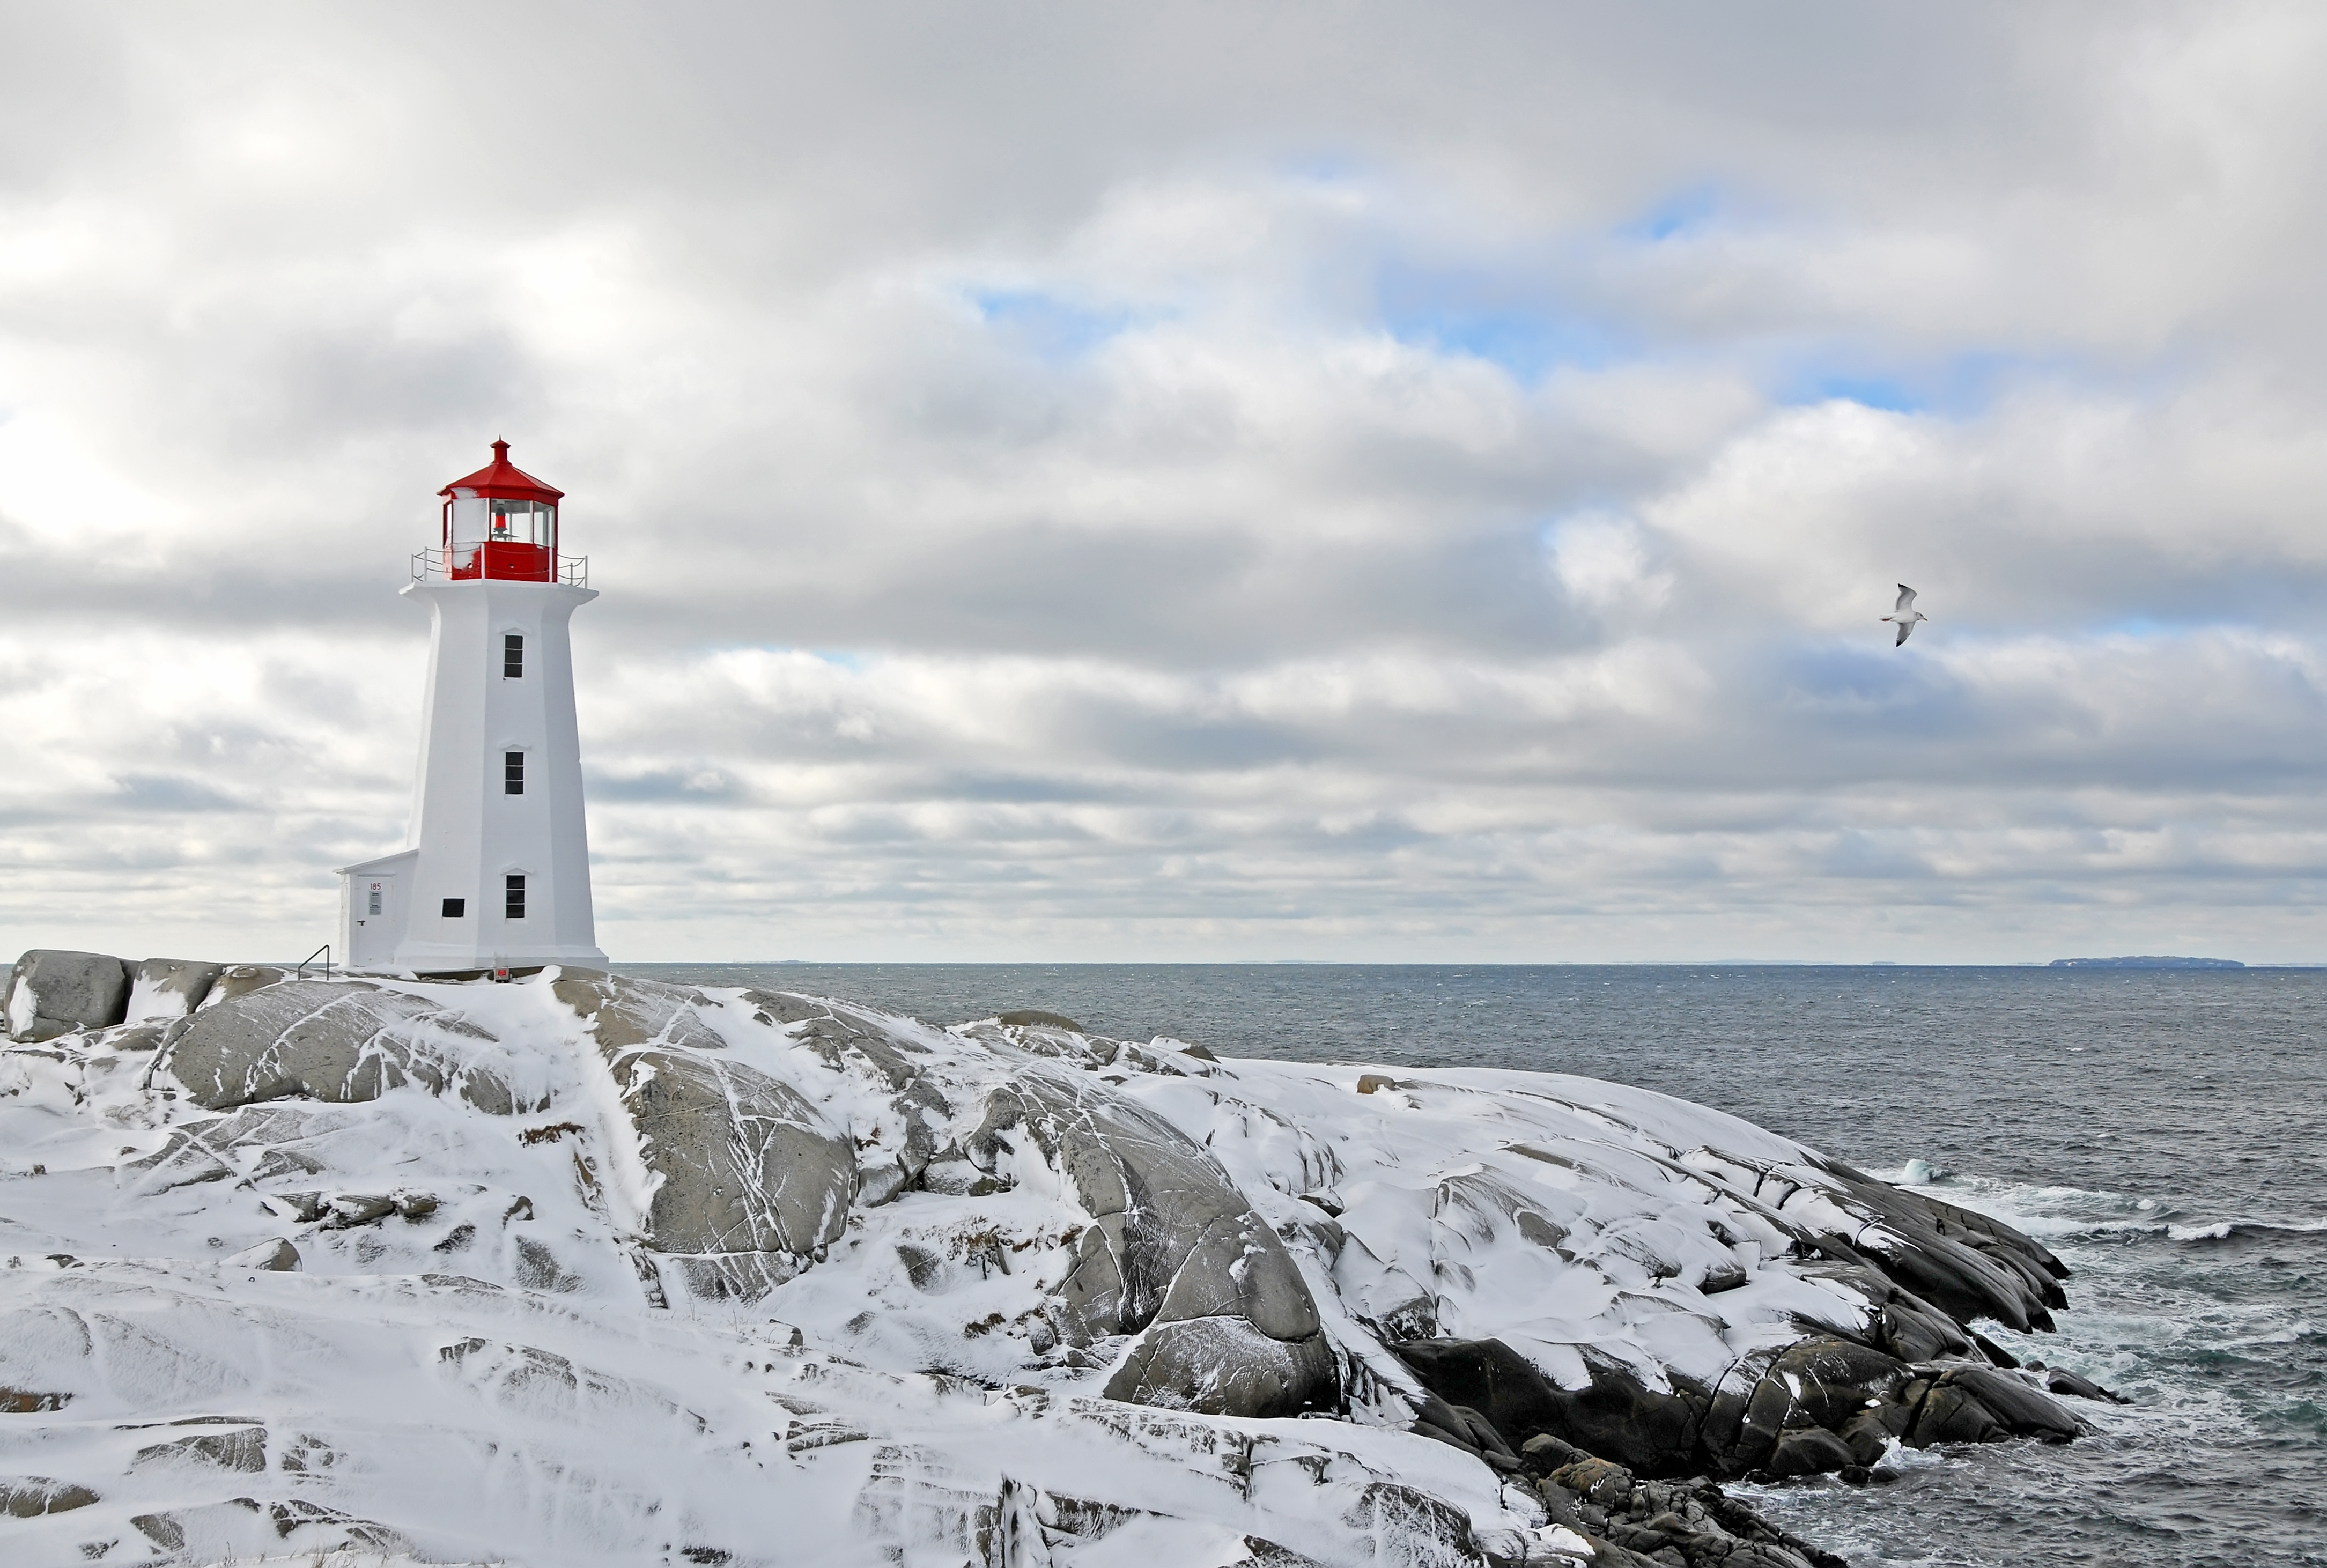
(3, 3), (2326, 962)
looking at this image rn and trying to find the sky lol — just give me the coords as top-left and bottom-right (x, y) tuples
(5, 2), (2327, 965)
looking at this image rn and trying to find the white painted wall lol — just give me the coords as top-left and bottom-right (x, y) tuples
(337, 577), (607, 974)
(337, 848), (416, 971)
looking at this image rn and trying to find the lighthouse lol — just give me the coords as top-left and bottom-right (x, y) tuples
(337, 441), (608, 975)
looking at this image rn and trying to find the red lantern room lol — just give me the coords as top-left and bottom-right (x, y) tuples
(431, 440), (573, 583)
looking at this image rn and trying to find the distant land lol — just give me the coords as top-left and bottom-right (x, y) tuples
(2048, 955), (2244, 970)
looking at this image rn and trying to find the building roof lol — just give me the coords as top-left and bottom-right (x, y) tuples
(438, 439), (565, 503)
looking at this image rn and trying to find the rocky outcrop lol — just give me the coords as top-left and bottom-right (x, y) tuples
(0, 1475), (100, 1517)
(127, 958), (223, 1020)
(2, 953), (2127, 1566)
(1681, 1148), (2069, 1335)
(5, 950), (131, 1041)
(556, 972), (859, 1299)
(1396, 1325), (2096, 1485)
(1520, 1444), (1846, 1568)
(160, 980), (530, 1114)
(969, 1069), (1339, 1419)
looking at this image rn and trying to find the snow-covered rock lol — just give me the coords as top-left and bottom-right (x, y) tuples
(123, 960), (222, 1024)
(5, 951), (131, 1042)
(0, 959), (2092, 1567)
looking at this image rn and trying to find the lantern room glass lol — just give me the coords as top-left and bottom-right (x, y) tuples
(441, 487), (560, 581)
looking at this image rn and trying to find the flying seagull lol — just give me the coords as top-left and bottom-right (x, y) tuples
(1882, 584), (1927, 646)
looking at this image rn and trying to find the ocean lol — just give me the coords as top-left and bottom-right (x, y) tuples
(632, 961), (2327, 1567)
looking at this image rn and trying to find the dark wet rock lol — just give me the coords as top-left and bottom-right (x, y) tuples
(1929, 1366), (2083, 1443)
(1873, 1286), (1977, 1363)
(6, 949), (130, 1041)
(1836, 1411), (1894, 1467)
(1811, 1158), (2069, 1328)
(1904, 1378), (2006, 1445)
(1763, 1426), (1856, 1480)
(997, 1010), (1083, 1031)
(163, 981), (524, 1114)
(1409, 1392), (1520, 1468)
(1971, 1329), (2019, 1367)
(1398, 1327), (2081, 1484)
(2043, 1366), (2130, 1404)
(1693, 1148), (2067, 1336)
(1397, 1337), (1704, 1477)
(1539, 1458), (1843, 1568)
(1763, 1337), (1913, 1431)
(0, 1475), (99, 1516)
(130, 957), (223, 1018)
(1519, 1431), (1587, 1475)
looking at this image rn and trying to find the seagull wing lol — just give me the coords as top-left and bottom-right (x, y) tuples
(1895, 584), (1918, 613)
(1896, 619), (1914, 646)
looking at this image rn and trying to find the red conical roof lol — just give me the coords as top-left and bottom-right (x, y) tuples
(438, 439), (564, 503)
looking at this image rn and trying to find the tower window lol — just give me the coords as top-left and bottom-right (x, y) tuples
(504, 633), (523, 678)
(442, 898), (466, 918)
(505, 874), (526, 920)
(505, 751), (525, 795)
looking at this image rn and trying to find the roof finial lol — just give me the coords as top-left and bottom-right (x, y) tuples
(492, 438), (510, 461)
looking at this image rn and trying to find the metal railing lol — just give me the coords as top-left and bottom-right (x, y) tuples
(411, 546), (589, 587)
(295, 944), (332, 980)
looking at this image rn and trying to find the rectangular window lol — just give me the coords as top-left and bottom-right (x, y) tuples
(504, 633), (523, 678)
(441, 898), (466, 918)
(367, 885), (382, 916)
(505, 874), (526, 920)
(505, 751), (525, 795)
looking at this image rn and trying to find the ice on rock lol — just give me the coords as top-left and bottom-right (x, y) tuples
(0, 958), (2085, 1565)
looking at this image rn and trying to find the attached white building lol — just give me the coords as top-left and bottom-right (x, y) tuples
(338, 441), (608, 975)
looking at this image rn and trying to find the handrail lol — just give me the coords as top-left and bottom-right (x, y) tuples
(295, 944), (331, 980)
(411, 546), (589, 587)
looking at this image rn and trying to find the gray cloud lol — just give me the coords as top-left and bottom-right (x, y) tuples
(4, 3), (2326, 963)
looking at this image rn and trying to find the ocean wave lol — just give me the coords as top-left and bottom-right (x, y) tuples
(1875, 1164), (2327, 1249)
(2166, 1217), (2327, 1244)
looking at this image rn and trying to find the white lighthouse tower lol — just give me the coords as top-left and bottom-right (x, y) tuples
(337, 441), (608, 975)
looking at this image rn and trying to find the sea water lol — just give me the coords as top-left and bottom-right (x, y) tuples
(631, 963), (2327, 1567)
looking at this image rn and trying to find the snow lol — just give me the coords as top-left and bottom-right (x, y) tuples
(0, 972), (1904, 1565)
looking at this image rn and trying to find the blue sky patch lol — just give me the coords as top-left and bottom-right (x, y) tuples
(1623, 182), (1724, 242)
(1779, 349), (2057, 418)
(970, 288), (1147, 359)
(1373, 262), (1627, 382)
